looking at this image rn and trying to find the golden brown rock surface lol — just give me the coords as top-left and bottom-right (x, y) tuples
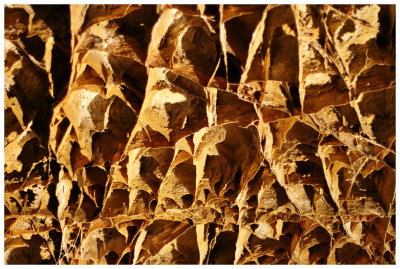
(4, 4), (395, 264)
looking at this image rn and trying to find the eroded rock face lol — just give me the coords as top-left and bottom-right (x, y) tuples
(4, 4), (395, 265)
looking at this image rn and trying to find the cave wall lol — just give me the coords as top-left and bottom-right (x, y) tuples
(4, 4), (395, 264)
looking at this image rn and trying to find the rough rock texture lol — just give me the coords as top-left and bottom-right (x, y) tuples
(4, 4), (395, 264)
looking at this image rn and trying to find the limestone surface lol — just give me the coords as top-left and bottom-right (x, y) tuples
(4, 4), (395, 264)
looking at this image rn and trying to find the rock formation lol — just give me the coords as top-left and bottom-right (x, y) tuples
(4, 4), (395, 264)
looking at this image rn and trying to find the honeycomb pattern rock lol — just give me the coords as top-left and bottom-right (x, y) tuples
(4, 4), (395, 264)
